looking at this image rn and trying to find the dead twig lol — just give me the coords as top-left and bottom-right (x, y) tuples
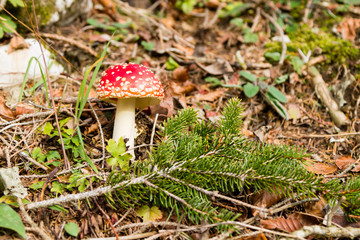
(30, 0), (70, 169)
(40, 32), (97, 57)
(290, 225), (360, 239)
(88, 100), (106, 166)
(308, 66), (349, 127)
(17, 198), (52, 240)
(261, 10), (287, 65)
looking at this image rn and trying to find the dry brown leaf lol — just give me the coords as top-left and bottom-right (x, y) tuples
(161, 15), (175, 28)
(332, 214), (360, 228)
(251, 188), (284, 216)
(172, 67), (189, 82)
(170, 80), (197, 95)
(88, 33), (110, 42)
(8, 36), (30, 54)
(336, 17), (360, 42)
(288, 213), (320, 226)
(15, 103), (34, 116)
(241, 129), (255, 138)
(260, 217), (303, 233)
(153, 88), (174, 117)
(238, 232), (267, 240)
(229, 71), (240, 85)
(196, 61), (226, 75)
(303, 196), (326, 218)
(79, 86), (97, 98)
(304, 161), (337, 175)
(0, 96), (15, 120)
(110, 212), (118, 225)
(52, 88), (64, 98)
(85, 123), (99, 135)
(287, 103), (301, 120)
(335, 155), (360, 172)
(194, 89), (224, 102)
(173, 42), (194, 56)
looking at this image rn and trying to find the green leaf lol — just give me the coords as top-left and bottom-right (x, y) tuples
(267, 85), (287, 103)
(86, 18), (116, 31)
(51, 181), (64, 195)
(0, 204), (26, 239)
(42, 122), (54, 135)
(175, 0), (197, 14)
(141, 41), (155, 51)
(46, 151), (61, 161)
(106, 138), (126, 157)
(205, 77), (222, 86)
(264, 92), (289, 119)
(106, 157), (118, 167)
(29, 181), (44, 190)
(285, 22), (298, 33)
(290, 56), (304, 75)
(290, 0), (302, 8)
(340, 0), (360, 4)
(239, 71), (257, 82)
(63, 128), (75, 136)
(59, 117), (71, 128)
(243, 83), (259, 98)
(220, 2), (250, 18)
(64, 222), (79, 237)
(243, 30), (258, 43)
(32, 147), (45, 162)
(275, 74), (289, 84)
(165, 57), (179, 70)
(0, 14), (17, 34)
(230, 18), (243, 27)
(117, 154), (132, 171)
(49, 205), (69, 213)
(8, 0), (25, 7)
(264, 52), (281, 62)
(0, 196), (29, 207)
(137, 205), (163, 222)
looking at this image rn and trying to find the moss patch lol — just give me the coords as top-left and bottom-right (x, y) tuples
(265, 25), (360, 65)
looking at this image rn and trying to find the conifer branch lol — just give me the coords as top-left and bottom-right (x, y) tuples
(160, 173), (269, 213)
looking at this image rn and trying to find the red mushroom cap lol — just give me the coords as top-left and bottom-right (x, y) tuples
(96, 63), (164, 108)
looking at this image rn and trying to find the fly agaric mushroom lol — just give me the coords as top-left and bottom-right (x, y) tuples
(96, 63), (164, 155)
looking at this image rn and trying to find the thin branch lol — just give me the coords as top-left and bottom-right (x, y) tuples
(17, 198), (52, 240)
(31, 0), (70, 169)
(88, 100), (106, 165)
(26, 175), (149, 209)
(291, 225), (360, 239)
(261, 10), (287, 65)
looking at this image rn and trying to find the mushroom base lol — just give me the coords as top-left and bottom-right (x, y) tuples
(113, 98), (136, 156)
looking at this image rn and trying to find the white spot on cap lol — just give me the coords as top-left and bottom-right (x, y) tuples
(126, 71), (132, 74)
(131, 76), (135, 79)
(116, 76), (121, 81)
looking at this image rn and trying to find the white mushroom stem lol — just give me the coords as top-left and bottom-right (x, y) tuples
(113, 98), (136, 156)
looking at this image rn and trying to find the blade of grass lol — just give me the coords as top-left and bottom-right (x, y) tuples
(30, 0), (70, 169)
(19, 56), (49, 106)
(73, 39), (111, 173)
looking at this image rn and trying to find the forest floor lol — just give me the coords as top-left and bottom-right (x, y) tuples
(1, 0), (360, 239)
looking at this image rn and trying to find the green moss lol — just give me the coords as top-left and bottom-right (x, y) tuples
(28, 0), (56, 26)
(265, 25), (360, 65)
(12, 0), (56, 28)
